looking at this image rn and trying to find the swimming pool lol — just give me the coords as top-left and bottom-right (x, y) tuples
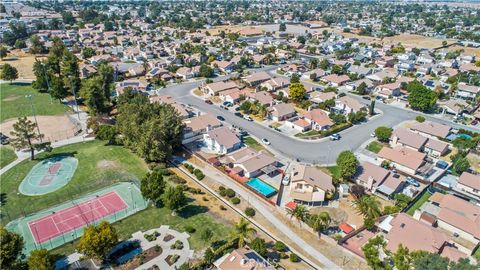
(246, 178), (277, 197)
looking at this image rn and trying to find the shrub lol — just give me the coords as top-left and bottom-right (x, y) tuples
(193, 169), (205, 180)
(171, 240), (184, 250)
(225, 188), (236, 198)
(231, 197), (240, 204)
(280, 252), (289, 259)
(273, 241), (287, 252)
(289, 253), (300, 263)
(144, 231), (160, 242)
(169, 175), (187, 184)
(219, 189), (227, 197)
(202, 196), (209, 201)
(415, 115), (425, 122)
(374, 126), (393, 143)
(245, 207), (256, 217)
(219, 205), (227, 211)
(219, 186), (226, 191)
(184, 225), (196, 233)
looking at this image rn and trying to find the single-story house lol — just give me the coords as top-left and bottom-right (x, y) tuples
(377, 146), (426, 176)
(226, 148), (278, 178)
(268, 103), (296, 121)
(303, 109), (333, 131)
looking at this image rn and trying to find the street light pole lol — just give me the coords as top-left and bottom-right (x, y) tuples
(25, 95), (43, 142)
(70, 77), (81, 121)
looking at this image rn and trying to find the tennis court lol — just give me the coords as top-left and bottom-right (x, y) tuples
(6, 182), (147, 254)
(29, 192), (127, 244)
(19, 156), (78, 196)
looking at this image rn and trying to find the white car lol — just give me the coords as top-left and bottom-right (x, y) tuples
(329, 134), (341, 141)
(243, 115), (253, 121)
(261, 138), (271, 145)
(282, 175), (290, 186)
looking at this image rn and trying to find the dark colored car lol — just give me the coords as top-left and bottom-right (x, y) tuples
(362, 96), (371, 100)
(234, 112), (243, 117)
(217, 115), (225, 121)
(205, 100), (213, 105)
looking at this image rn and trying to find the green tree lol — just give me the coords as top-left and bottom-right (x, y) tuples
(9, 117), (50, 160)
(374, 126), (393, 143)
(97, 63), (114, 101)
(163, 185), (186, 214)
(407, 81), (437, 112)
(369, 100), (375, 116)
(250, 237), (268, 257)
(273, 241), (287, 252)
(356, 82), (368, 95)
(230, 218), (256, 248)
(0, 46), (8, 59)
(453, 157), (470, 175)
(0, 64), (18, 83)
(288, 83), (306, 102)
(354, 195), (382, 220)
(309, 58), (319, 69)
(200, 228), (213, 244)
(336, 151), (358, 179)
(77, 221), (118, 260)
(199, 64), (214, 78)
(61, 50), (80, 98)
(331, 64), (343, 75)
(287, 204), (309, 224)
(319, 59), (330, 70)
(0, 227), (24, 270)
(82, 47), (96, 59)
(307, 212), (331, 236)
(27, 249), (55, 270)
(279, 22), (286, 32)
(29, 35), (46, 54)
(416, 115), (425, 122)
(412, 252), (449, 270)
(393, 244), (411, 270)
(361, 235), (390, 270)
(290, 73), (300, 83)
(80, 76), (108, 115)
(95, 125), (117, 144)
(140, 169), (166, 206)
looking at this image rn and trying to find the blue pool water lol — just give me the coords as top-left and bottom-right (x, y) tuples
(246, 178), (277, 197)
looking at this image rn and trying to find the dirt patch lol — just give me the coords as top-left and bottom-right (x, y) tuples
(97, 160), (119, 170)
(467, 153), (480, 173)
(2, 95), (20, 102)
(0, 115), (78, 143)
(310, 207), (348, 226)
(0, 50), (46, 80)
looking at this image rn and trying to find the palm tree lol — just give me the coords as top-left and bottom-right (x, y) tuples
(230, 218), (256, 248)
(308, 212), (331, 237)
(354, 195), (382, 219)
(287, 205), (309, 225)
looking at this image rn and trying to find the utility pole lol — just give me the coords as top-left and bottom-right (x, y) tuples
(25, 94), (42, 142)
(70, 76), (81, 121)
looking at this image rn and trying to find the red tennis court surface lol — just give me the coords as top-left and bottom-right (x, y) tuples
(28, 191), (127, 244)
(39, 163), (62, 186)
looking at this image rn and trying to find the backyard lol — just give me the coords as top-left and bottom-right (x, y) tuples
(0, 146), (16, 169)
(0, 83), (70, 122)
(0, 140), (148, 224)
(406, 191), (432, 216)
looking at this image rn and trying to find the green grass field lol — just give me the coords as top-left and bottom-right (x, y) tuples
(366, 141), (384, 154)
(406, 192), (432, 216)
(0, 140), (148, 224)
(0, 146), (16, 169)
(0, 83), (70, 122)
(326, 166), (341, 179)
(243, 136), (266, 152)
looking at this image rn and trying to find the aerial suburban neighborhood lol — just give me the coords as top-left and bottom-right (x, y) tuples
(1, 1), (480, 270)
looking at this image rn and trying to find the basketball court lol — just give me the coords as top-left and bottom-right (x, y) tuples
(19, 156), (78, 196)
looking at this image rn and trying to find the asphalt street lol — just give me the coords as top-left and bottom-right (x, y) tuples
(162, 67), (479, 165)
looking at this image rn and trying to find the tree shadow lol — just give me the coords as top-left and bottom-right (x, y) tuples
(0, 193), (7, 206)
(9, 82), (31, 86)
(177, 204), (209, 219)
(37, 151), (78, 161)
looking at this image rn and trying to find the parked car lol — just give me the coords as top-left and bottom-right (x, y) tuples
(243, 115), (253, 121)
(205, 99), (213, 105)
(370, 133), (376, 137)
(216, 115), (225, 121)
(219, 105), (228, 110)
(234, 112), (243, 117)
(436, 160), (449, 169)
(406, 177), (420, 187)
(282, 175), (290, 186)
(471, 120), (478, 126)
(362, 96), (371, 100)
(329, 134), (341, 141)
(223, 101), (233, 107)
(261, 138), (270, 145)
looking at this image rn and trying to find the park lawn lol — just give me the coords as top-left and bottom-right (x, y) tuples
(51, 204), (232, 256)
(406, 192), (432, 216)
(366, 141), (384, 153)
(0, 146), (16, 169)
(0, 83), (70, 122)
(0, 140), (148, 225)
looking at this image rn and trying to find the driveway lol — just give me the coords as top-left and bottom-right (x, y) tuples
(162, 66), (480, 165)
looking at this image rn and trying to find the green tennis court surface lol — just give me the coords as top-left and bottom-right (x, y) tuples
(19, 156), (78, 196)
(7, 182), (147, 254)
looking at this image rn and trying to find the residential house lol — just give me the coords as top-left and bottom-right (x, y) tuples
(310, 91), (336, 104)
(243, 71), (272, 87)
(203, 81), (239, 96)
(176, 66), (199, 79)
(379, 213), (468, 262)
(321, 74), (350, 87)
(355, 162), (406, 198)
(303, 68), (326, 80)
(441, 99), (469, 117)
(115, 79), (148, 96)
(456, 83), (480, 101)
(182, 114), (222, 144)
(213, 247), (275, 270)
(268, 103), (296, 121)
(290, 165), (335, 205)
(149, 95), (189, 119)
(219, 88), (251, 104)
(345, 78), (375, 93)
(226, 148), (278, 178)
(334, 96), (366, 114)
(456, 172), (480, 200)
(303, 109), (333, 131)
(211, 60), (236, 73)
(203, 127), (241, 154)
(410, 121), (451, 140)
(260, 77), (290, 92)
(247, 91), (274, 107)
(377, 146), (426, 176)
